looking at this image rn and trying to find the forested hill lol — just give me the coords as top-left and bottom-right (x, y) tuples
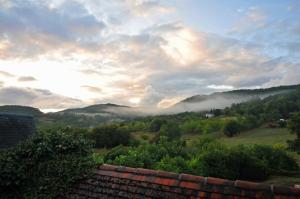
(0, 84), (299, 128)
(0, 105), (43, 117)
(0, 103), (140, 128)
(170, 84), (300, 113)
(59, 103), (134, 115)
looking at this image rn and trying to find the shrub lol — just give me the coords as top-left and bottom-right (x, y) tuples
(0, 130), (95, 199)
(223, 120), (240, 137)
(190, 145), (268, 181)
(287, 112), (300, 153)
(180, 120), (203, 134)
(159, 121), (181, 140)
(103, 145), (130, 163)
(104, 137), (189, 170)
(252, 145), (299, 171)
(91, 124), (132, 148)
(154, 156), (188, 173)
(149, 118), (166, 132)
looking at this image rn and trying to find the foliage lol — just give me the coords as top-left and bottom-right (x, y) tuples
(190, 144), (268, 181)
(154, 156), (188, 173)
(287, 112), (300, 153)
(90, 124), (132, 148)
(0, 130), (95, 199)
(104, 136), (189, 170)
(227, 88), (300, 122)
(180, 119), (203, 134)
(288, 112), (300, 134)
(104, 135), (298, 181)
(252, 145), (299, 171)
(159, 121), (181, 140)
(223, 120), (240, 137)
(149, 118), (166, 132)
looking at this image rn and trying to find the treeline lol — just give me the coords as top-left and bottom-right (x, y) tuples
(225, 88), (300, 121)
(41, 88), (300, 150)
(121, 88), (300, 137)
(104, 136), (298, 181)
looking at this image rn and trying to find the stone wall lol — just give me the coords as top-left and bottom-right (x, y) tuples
(0, 114), (36, 149)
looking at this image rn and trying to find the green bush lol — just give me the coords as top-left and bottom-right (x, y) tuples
(180, 120), (203, 134)
(91, 124), (132, 148)
(190, 145), (268, 181)
(149, 118), (166, 132)
(252, 145), (299, 171)
(223, 120), (240, 137)
(0, 130), (95, 199)
(287, 112), (300, 153)
(154, 156), (188, 173)
(104, 145), (130, 163)
(104, 137), (189, 170)
(159, 121), (181, 140)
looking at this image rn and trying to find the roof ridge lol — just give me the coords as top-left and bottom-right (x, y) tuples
(98, 164), (300, 196)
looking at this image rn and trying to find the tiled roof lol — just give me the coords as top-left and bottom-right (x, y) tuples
(63, 164), (300, 199)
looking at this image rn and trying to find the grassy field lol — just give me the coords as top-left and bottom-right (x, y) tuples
(182, 127), (296, 147)
(220, 127), (296, 146)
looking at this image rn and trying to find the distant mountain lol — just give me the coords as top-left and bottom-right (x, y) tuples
(0, 105), (44, 117)
(1, 84), (299, 127)
(169, 84), (300, 113)
(0, 103), (142, 128)
(42, 103), (143, 128)
(60, 103), (131, 114)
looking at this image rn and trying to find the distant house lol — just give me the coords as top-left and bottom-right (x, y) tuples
(205, 113), (215, 118)
(0, 114), (36, 149)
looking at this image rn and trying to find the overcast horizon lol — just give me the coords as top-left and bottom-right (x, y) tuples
(0, 0), (300, 112)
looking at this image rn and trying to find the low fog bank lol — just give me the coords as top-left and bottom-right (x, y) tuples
(45, 88), (296, 119)
(160, 90), (293, 115)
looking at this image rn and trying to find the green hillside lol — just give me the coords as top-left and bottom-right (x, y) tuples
(0, 105), (43, 117)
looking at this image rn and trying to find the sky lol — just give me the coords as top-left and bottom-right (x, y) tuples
(0, 0), (299, 112)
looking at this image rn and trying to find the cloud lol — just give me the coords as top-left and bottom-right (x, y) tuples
(230, 6), (267, 33)
(75, 21), (300, 107)
(79, 69), (101, 75)
(157, 96), (183, 109)
(208, 85), (234, 90)
(0, 70), (14, 77)
(0, 1), (299, 110)
(125, 0), (175, 17)
(0, 0), (106, 59)
(18, 76), (36, 82)
(0, 86), (83, 109)
(81, 85), (102, 93)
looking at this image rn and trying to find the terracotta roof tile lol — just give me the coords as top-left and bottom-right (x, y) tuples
(62, 164), (300, 199)
(207, 177), (233, 186)
(179, 173), (205, 183)
(179, 181), (201, 190)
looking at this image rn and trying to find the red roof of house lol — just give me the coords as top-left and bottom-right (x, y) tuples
(63, 164), (300, 199)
